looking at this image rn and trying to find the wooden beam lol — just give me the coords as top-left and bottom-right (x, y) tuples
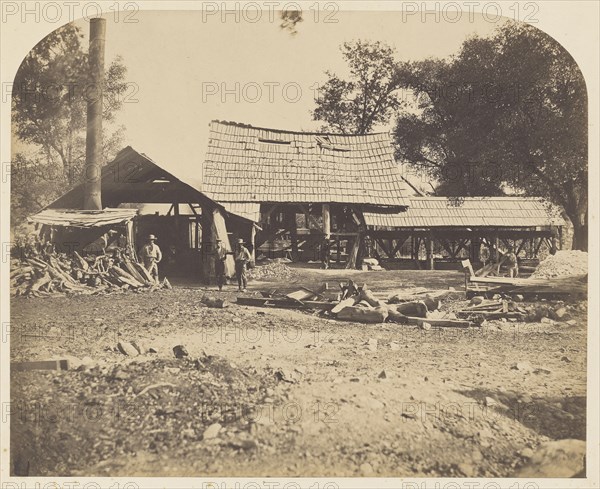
(375, 238), (393, 258)
(454, 238), (470, 257)
(297, 204), (321, 230)
(250, 225), (256, 261)
(202, 207), (216, 283)
(439, 239), (455, 258)
(12, 359), (70, 372)
(391, 236), (409, 257)
(290, 210), (298, 260)
(262, 204), (280, 225)
(427, 234), (434, 270)
(322, 203), (331, 238)
(346, 236), (359, 269)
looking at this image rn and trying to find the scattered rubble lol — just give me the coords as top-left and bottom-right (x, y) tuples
(173, 345), (189, 359)
(12, 356), (275, 475)
(247, 262), (299, 281)
(515, 439), (586, 477)
(117, 341), (139, 357)
(201, 296), (228, 308)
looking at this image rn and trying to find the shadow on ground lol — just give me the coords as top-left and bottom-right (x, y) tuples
(458, 388), (586, 441)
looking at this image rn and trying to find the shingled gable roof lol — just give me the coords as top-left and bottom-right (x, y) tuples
(364, 197), (566, 229)
(202, 120), (411, 207)
(46, 146), (222, 211)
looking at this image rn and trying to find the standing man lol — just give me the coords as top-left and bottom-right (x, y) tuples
(505, 244), (519, 278)
(139, 234), (162, 282)
(234, 238), (251, 292)
(215, 238), (229, 291)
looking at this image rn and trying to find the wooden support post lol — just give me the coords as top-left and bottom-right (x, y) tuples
(290, 210), (298, 260)
(558, 226), (563, 250)
(173, 201), (180, 248)
(534, 237), (544, 256)
(202, 207), (216, 283)
(551, 232), (557, 255)
(322, 203), (331, 238)
(250, 225), (256, 262)
(492, 233), (499, 261)
(471, 237), (480, 263)
(427, 233), (434, 270)
(390, 236), (409, 258)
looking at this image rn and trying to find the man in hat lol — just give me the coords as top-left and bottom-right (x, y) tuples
(504, 244), (519, 278)
(234, 238), (252, 291)
(214, 238), (229, 291)
(138, 234), (162, 281)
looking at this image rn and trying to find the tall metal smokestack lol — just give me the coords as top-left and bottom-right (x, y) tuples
(84, 17), (106, 210)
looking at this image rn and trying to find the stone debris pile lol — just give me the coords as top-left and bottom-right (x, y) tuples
(247, 261), (299, 281)
(530, 251), (588, 279)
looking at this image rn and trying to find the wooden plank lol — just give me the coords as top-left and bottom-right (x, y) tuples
(346, 237), (359, 269)
(236, 296), (335, 311)
(404, 317), (474, 328)
(322, 203), (331, 238)
(331, 297), (357, 314)
(286, 288), (317, 301)
(456, 311), (525, 320)
(12, 360), (70, 372)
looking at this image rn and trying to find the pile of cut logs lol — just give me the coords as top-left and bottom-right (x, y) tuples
(11, 251), (171, 297)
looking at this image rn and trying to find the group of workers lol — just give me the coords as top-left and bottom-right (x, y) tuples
(138, 234), (252, 291)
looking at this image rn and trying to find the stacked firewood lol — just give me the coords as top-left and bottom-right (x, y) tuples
(10, 250), (171, 297)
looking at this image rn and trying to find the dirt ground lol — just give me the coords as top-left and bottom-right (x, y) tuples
(10, 268), (587, 477)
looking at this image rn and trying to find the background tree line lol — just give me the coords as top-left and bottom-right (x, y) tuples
(312, 22), (588, 250)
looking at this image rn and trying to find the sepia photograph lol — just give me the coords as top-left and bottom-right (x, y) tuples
(1, 1), (598, 487)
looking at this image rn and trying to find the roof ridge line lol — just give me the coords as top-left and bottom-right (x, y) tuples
(209, 119), (389, 137)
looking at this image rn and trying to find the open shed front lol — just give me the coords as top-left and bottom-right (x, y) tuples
(364, 197), (567, 271)
(248, 202), (368, 268)
(27, 208), (139, 256)
(42, 146), (240, 282)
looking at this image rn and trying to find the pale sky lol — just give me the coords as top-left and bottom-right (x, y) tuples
(69, 10), (501, 189)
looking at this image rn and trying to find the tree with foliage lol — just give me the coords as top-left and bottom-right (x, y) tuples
(11, 23), (128, 227)
(392, 22), (587, 249)
(312, 40), (407, 134)
(279, 9), (303, 35)
(312, 25), (588, 250)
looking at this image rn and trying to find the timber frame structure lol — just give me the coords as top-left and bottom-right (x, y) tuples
(202, 120), (411, 268)
(202, 121), (566, 269)
(364, 197), (566, 269)
(44, 146), (249, 281)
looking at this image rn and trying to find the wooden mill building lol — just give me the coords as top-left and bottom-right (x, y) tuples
(39, 146), (250, 280)
(202, 120), (567, 270)
(202, 120), (412, 267)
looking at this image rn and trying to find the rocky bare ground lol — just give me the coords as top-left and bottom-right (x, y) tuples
(10, 269), (587, 477)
